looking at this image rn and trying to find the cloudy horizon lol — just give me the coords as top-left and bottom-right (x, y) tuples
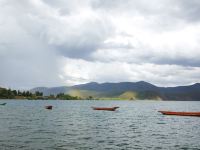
(1, 0), (200, 89)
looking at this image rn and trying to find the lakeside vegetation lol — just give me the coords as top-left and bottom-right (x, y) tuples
(0, 87), (81, 100)
(0, 86), (176, 101)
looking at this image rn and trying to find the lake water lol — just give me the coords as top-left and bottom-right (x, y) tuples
(0, 100), (200, 150)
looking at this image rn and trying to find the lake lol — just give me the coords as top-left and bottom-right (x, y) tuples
(0, 100), (200, 150)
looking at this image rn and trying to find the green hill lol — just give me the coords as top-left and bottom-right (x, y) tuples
(118, 91), (137, 100)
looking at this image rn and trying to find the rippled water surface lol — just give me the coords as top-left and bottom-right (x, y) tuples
(0, 100), (200, 150)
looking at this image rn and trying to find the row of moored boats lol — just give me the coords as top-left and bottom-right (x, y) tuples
(1, 103), (200, 117)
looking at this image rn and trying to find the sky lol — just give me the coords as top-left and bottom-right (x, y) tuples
(0, 0), (200, 89)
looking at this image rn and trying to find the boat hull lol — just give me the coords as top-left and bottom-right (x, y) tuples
(45, 105), (53, 110)
(0, 103), (6, 106)
(159, 111), (200, 117)
(92, 107), (119, 111)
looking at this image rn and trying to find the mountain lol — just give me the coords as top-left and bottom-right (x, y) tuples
(30, 81), (200, 100)
(72, 81), (158, 92)
(158, 83), (200, 100)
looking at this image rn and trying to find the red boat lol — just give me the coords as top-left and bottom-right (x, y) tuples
(45, 105), (53, 110)
(158, 111), (200, 117)
(92, 107), (119, 111)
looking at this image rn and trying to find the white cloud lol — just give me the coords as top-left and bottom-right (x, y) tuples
(91, 22), (200, 67)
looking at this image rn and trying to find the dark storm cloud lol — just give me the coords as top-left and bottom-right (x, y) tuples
(50, 18), (114, 59)
(149, 55), (200, 67)
(175, 0), (200, 22)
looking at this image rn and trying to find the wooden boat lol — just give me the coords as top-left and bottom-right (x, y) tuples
(92, 106), (119, 111)
(45, 105), (53, 110)
(0, 103), (6, 106)
(158, 111), (200, 117)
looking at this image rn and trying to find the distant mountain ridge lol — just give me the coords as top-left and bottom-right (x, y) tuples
(30, 81), (200, 100)
(72, 81), (158, 92)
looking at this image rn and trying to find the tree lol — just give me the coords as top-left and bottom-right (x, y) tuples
(56, 93), (80, 100)
(12, 90), (17, 96)
(18, 90), (22, 96)
(88, 96), (93, 100)
(35, 91), (43, 96)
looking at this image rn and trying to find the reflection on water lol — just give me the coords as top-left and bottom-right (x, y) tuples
(0, 100), (200, 149)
